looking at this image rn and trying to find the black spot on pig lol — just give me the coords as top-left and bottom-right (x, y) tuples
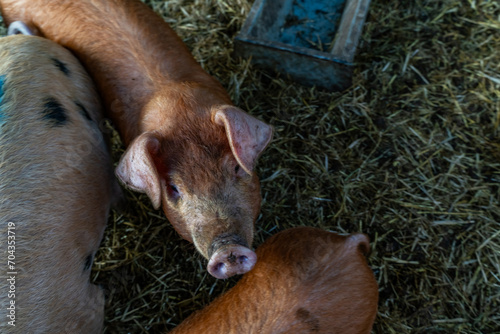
(51, 58), (70, 76)
(296, 308), (320, 332)
(83, 254), (93, 271)
(42, 97), (68, 126)
(75, 101), (93, 121)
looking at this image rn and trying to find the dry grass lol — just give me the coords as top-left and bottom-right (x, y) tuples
(2, 0), (499, 333)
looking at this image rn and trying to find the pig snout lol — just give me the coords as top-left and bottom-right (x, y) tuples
(207, 245), (257, 279)
(207, 235), (257, 279)
(208, 246), (257, 279)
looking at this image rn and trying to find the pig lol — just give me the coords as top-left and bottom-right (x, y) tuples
(171, 227), (379, 334)
(0, 32), (116, 332)
(0, 0), (274, 279)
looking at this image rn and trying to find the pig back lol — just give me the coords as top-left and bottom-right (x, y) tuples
(171, 227), (378, 334)
(0, 35), (113, 333)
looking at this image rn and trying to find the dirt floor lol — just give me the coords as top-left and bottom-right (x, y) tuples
(1, 0), (498, 333)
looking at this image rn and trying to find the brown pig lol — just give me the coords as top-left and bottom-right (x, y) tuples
(0, 32), (116, 332)
(0, 0), (274, 279)
(172, 227), (379, 334)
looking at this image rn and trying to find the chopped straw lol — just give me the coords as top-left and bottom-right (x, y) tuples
(2, 0), (499, 332)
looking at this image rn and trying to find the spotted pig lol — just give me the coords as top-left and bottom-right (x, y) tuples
(0, 33), (115, 332)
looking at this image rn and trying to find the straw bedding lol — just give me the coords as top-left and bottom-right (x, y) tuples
(1, 0), (498, 332)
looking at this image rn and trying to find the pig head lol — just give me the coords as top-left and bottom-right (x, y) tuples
(116, 86), (273, 279)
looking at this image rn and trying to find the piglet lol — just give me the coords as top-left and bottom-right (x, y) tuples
(0, 0), (274, 279)
(0, 32), (116, 332)
(172, 227), (379, 334)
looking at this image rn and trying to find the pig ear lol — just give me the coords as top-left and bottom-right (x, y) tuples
(115, 132), (162, 209)
(346, 233), (370, 255)
(213, 106), (273, 174)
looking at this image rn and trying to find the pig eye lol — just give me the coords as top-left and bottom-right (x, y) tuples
(234, 165), (240, 174)
(168, 183), (181, 201)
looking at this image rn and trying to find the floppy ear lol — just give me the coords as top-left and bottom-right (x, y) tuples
(213, 106), (273, 174)
(115, 132), (162, 209)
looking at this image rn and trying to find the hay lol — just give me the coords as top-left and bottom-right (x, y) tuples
(2, 0), (499, 332)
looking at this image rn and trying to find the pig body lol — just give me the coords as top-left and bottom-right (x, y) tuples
(0, 0), (274, 279)
(0, 34), (115, 332)
(172, 227), (379, 334)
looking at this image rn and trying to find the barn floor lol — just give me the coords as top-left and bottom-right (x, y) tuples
(1, 0), (498, 333)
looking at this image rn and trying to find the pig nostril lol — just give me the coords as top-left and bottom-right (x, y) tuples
(214, 262), (225, 273)
(237, 255), (248, 264)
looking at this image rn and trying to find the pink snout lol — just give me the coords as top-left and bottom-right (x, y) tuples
(207, 245), (257, 279)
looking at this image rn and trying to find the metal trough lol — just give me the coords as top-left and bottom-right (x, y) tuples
(234, 0), (371, 91)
